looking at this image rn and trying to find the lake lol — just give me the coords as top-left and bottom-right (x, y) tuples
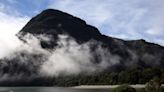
(0, 87), (111, 92)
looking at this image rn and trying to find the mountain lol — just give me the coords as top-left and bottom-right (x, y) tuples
(0, 9), (164, 86)
(19, 9), (164, 68)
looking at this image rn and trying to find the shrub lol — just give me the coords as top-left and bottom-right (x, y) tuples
(145, 77), (162, 92)
(113, 84), (136, 92)
(137, 88), (146, 92)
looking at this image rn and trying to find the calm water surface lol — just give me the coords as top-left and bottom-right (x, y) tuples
(0, 87), (111, 92)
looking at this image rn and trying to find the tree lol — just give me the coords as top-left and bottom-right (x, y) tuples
(113, 84), (136, 92)
(145, 77), (161, 92)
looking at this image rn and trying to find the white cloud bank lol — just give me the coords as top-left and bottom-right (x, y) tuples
(0, 4), (30, 58)
(0, 33), (120, 78)
(40, 35), (120, 77)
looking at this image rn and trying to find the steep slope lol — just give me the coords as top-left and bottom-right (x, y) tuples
(19, 9), (101, 42)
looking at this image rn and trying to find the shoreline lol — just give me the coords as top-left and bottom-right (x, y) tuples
(72, 84), (164, 89)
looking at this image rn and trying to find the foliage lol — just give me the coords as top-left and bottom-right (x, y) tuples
(136, 88), (146, 92)
(52, 67), (164, 86)
(10, 67), (161, 86)
(145, 77), (162, 92)
(112, 84), (136, 92)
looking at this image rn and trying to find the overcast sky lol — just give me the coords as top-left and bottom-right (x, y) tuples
(0, 0), (164, 46)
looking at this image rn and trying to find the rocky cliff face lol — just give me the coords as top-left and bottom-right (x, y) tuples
(0, 9), (164, 86)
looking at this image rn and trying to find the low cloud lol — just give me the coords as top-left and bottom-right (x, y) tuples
(0, 33), (121, 81)
(0, 8), (29, 58)
(40, 35), (120, 77)
(0, 32), (163, 83)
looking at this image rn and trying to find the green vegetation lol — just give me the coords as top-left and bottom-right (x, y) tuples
(112, 84), (136, 92)
(112, 77), (163, 92)
(136, 88), (146, 92)
(145, 77), (162, 92)
(112, 81), (163, 92)
(53, 67), (164, 86)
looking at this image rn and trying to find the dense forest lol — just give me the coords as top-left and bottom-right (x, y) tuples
(53, 67), (164, 86)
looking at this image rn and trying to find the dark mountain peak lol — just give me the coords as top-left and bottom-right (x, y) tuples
(136, 39), (146, 42)
(41, 9), (66, 14)
(19, 9), (101, 42)
(40, 9), (74, 18)
(34, 9), (80, 22)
